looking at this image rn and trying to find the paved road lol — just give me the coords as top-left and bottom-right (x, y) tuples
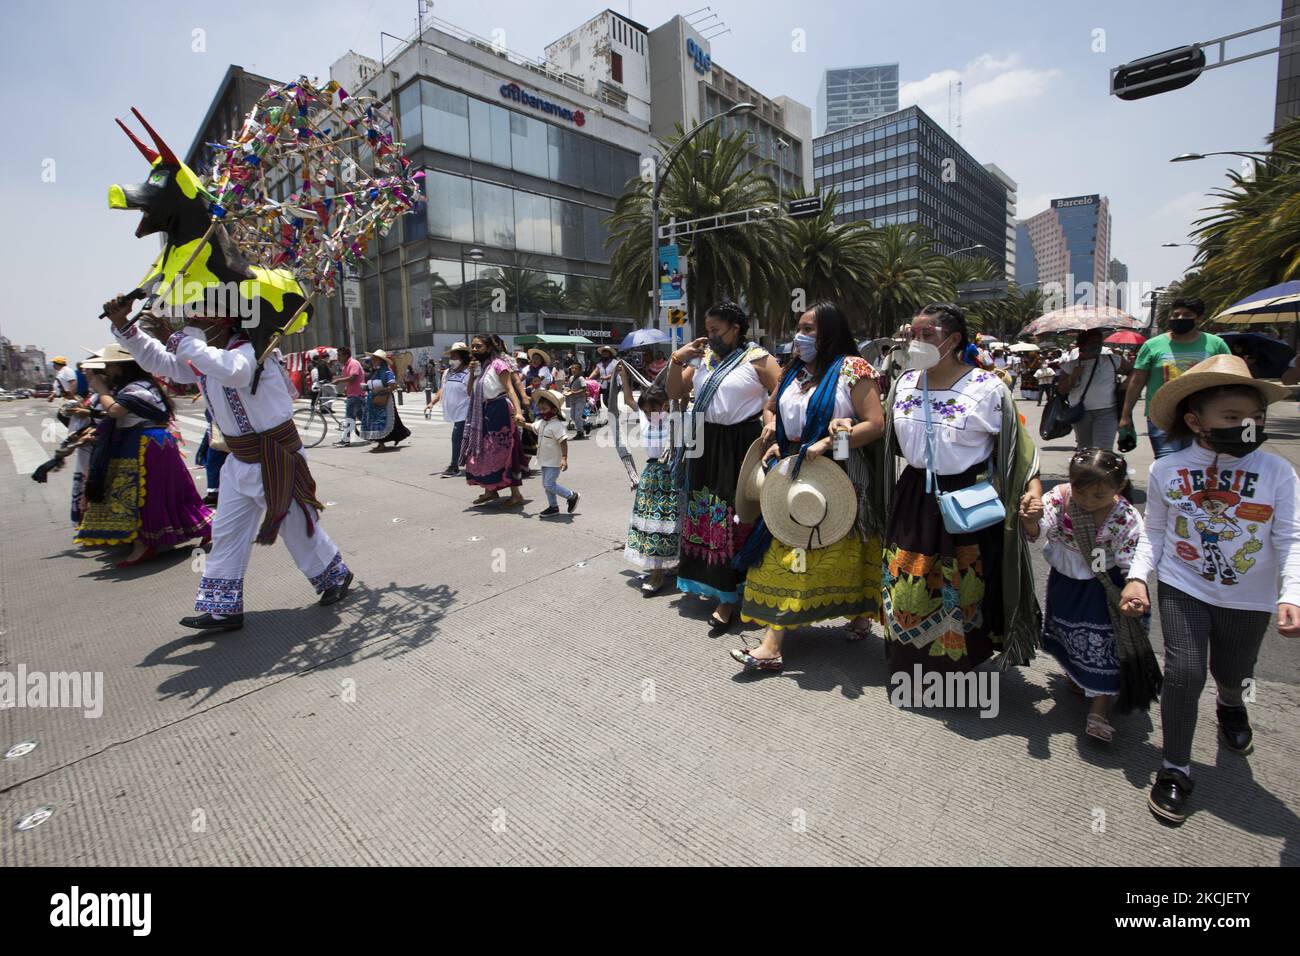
(1, 390), (1297, 866)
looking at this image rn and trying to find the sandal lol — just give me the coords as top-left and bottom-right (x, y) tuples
(473, 492), (498, 505)
(729, 648), (783, 672)
(708, 611), (735, 635)
(1086, 713), (1114, 743)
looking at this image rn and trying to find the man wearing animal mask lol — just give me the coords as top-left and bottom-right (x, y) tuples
(101, 109), (354, 632)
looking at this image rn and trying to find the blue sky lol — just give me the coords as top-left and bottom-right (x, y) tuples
(0, 0), (1286, 359)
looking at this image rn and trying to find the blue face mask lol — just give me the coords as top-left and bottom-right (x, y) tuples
(793, 332), (817, 363)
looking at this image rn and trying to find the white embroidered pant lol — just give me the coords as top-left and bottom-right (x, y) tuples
(194, 455), (347, 615)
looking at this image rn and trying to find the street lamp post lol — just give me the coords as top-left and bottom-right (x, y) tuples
(1169, 150), (1269, 163)
(649, 102), (754, 344)
(459, 245), (484, 344)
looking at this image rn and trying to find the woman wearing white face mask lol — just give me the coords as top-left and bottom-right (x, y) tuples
(427, 343), (472, 478)
(880, 303), (1045, 682)
(728, 302), (887, 672)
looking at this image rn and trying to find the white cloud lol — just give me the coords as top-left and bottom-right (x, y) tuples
(900, 53), (1061, 126)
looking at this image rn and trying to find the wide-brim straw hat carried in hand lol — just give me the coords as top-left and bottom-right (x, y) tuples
(1147, 354), (1292, 432)
(734, 436), (769, 524)
(757, 454), (857, 550)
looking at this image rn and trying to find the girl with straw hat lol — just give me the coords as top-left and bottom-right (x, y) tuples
(1121, 353), (1300, 827)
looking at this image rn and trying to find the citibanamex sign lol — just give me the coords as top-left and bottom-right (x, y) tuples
(499, 83), (585, 126)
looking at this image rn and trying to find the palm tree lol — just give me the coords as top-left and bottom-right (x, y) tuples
(859, 223), (953, 338)
(1184, 117), (1300, 315)
(940, 255), (998, 334)
(606, 124), (785, 329)
(568, 276), (624, 316)
(774, 187), (877, 339)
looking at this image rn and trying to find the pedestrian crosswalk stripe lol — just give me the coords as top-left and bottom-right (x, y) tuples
(2, 426), (52, 475)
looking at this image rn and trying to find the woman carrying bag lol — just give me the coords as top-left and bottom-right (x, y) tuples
(881, 303), (1044, 680)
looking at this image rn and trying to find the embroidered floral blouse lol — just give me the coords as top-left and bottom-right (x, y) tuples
(1027, 483), (1144, 580)
(892, 367), (1003, 474)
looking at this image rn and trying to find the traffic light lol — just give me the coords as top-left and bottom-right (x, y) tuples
(1111, 45), (1206, 101)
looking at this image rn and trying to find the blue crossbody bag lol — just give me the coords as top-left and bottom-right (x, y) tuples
(922, 372), (1005, 534)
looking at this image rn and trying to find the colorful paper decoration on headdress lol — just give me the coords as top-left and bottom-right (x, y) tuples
(204, 76), (422, 301)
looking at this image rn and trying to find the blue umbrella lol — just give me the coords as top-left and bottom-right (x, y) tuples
(1220, 333), (1295, 379)
(618, 328), (670, 351)
(1215, 281), (1300, 325)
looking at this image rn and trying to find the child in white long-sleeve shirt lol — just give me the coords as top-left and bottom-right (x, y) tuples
(1121, 355), (1300, 827)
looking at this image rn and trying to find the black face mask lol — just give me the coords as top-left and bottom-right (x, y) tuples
(1169, 318), (1197, 335)
(709, 334), (735, 357)
(1203, 423), (1267, 457)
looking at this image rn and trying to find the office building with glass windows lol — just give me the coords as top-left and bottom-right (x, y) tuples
(818, 64), (899, 135)
(183, 11), (814, 359)
(551, 13), (811, 196)
(187, 21), (652, 361)
(1015, 195), (1113, 306)
(812, 105), (1009, 271)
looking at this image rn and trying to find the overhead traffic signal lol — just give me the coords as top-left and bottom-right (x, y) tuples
(1111, 45), (1206, 101)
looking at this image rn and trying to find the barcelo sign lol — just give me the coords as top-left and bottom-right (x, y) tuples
(499, 83), (585, 126)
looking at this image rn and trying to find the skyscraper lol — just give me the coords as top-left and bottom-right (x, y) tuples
(1109, 259), (1129, 310)
(818, 64), (900, 134)
(1277, 0), (1299, 130)
(1015, 196), (1113, 307)
(814, 106), (1009, 272)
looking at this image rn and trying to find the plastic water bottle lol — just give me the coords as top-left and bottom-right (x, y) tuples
(833, 429), (849, 460)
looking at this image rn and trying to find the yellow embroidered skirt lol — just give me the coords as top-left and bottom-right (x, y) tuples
(740, 534), (881, 630)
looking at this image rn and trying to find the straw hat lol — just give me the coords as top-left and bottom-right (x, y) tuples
(734, 436), (769, 523)
(527, 347), (552, 366)
(368, 349), (390, 363)
(81, 344), (136, 369)
(444, 341), (470, 356)
(1147, 354), (1291, 431)
(757, 454), (857, 550)
(597, 345), (616, 357)
(533, 388), (565, 417)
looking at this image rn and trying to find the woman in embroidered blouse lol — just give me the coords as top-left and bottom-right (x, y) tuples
(666, 301), (781, 632)
(461, 333), (527, 508)
(882, 303), (1044, 677)
(76, 352), (212, 568)
(729, 302), (886, 672)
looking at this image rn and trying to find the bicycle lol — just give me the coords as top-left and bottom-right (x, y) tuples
(292, 383), (346, 448)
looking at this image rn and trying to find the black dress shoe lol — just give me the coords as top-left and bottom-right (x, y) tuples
(1217, 703), (1254, 754)
(1148, 767), (1194, 826)
(319, 570), (354, 606)
(202, 491), (219, 506)
(179, 613), (244, 632)
(567, 491), (580, 514)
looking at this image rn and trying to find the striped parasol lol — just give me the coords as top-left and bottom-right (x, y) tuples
(1020, 304), (1145, 338)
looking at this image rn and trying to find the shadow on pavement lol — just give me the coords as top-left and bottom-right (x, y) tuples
(137, 580), (458, 706)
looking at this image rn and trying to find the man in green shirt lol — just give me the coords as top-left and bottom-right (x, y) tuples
(1119, 297), (1230, 458)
